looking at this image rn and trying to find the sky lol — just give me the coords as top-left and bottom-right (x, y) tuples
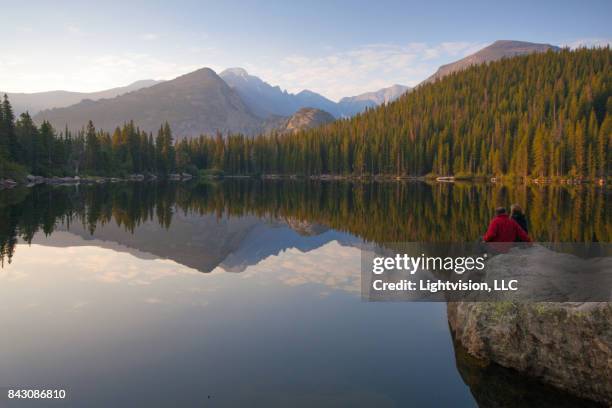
(2, 0), (611, 101)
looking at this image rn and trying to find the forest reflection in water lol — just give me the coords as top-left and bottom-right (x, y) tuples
(0, 179), (608, 407)
(0, 179), (609, 267)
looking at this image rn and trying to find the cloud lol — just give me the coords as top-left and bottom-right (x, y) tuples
(16, 25), (33, 33)
(187, 45), (216, 54)
(140, 33), (160, 41)
(84, 53), (203, 80)
(7, 37), (606, 99)
(246, 41), (488, 100)
(238, 241), (363, 294)
(66, 25), (82, 35)
(0, 52), (203, 93)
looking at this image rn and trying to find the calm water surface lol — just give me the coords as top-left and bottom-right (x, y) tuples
(0, 180), (608, 407)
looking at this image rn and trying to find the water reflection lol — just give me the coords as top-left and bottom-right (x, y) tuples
(0, 180), (608, 407)
(0, 238), (471, 407)
(1, 180), (609, 269)
(452, 339), (601, 408)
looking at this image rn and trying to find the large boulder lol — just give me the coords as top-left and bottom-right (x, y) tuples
(451, 333), (602, 408)
(447, 302), (612, 405)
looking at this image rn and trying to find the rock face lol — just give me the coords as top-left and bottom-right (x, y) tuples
(283, 108), (335, 133)
(423, 40), (560, 85)
(34, 68), (264, 138)
(447, 302), (612, 405)
(220, 67), (410, 118)
(452, 338), (602, 408)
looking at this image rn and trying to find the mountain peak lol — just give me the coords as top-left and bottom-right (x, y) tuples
(176, 67), (218, 80)
(489, 39), (554, 47)
(220, 67), (249, 77)
(483, 40), (560, 54)
(34, 66), (263, 138)
(219, 68), (341, 119)
(296, 90), (318, 97)
(491, 39), (528, 46)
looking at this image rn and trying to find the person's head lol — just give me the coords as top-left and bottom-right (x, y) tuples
(511, 204), (523, 215)
(495, 207), (506, 216)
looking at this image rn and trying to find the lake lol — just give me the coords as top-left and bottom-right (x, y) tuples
(0, 180), (608, 407)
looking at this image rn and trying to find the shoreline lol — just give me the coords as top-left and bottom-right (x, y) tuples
(1, 172), (608, 189)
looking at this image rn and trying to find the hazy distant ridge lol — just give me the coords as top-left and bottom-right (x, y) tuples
(338, 84), (411, 116)
(3, 80), (163, 115)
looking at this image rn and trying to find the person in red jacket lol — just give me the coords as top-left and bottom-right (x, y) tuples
(484, 207), (531, 242)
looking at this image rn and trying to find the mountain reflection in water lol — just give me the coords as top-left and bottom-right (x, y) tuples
(1, 180), (608, 269)
(0, 180), (608, 407)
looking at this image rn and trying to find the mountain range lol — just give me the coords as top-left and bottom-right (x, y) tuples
(219, 68), (410, 118)
(219, 67), (339, 118)
(22, 40), (559, 138)
(35, 68), (265, 137)
(32, 68), (408, 136)
(338, 84), (410, 115)
(3, 79), (162, 116)
(40, 212), (359, 274)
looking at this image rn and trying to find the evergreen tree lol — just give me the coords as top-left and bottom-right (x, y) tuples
(84, 120), (99, 173)
(0, 48), (609, 180)
(15, 112), (40, 173)
(1, 94), (17, 161)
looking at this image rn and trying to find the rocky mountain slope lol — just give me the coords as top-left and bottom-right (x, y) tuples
(220, 67), (409, 118)
(220, 68), (340, 117)
(422, 40), (560, 84)
(34, 68), (263, 137)
(448, 301), (612, 405)
(283, 108), (335, 133)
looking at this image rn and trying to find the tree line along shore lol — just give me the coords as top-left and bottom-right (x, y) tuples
(1, 47), (610, 187)
(1, 179), (608, 266)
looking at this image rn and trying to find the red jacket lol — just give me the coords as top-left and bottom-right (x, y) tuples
(484, 214), (531, 242)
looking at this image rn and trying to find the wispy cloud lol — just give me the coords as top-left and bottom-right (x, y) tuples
(16, 25), (33, 33)
(66, 25), (82, 35)
(0, 52), (202, 93)
(239, 240), (363, 294)
(75, 53), (202, 85)
(246, 41), (488, 100)
(4, 37), (606, 98)
(139, 33), (160, 41)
